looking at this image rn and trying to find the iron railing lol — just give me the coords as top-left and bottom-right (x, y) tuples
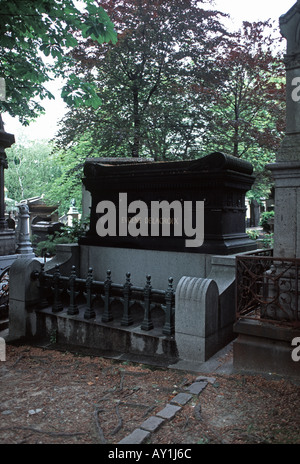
(0, 268), (9, 313)
(236, 249), (300, 327)
(32, 265), (175, 336)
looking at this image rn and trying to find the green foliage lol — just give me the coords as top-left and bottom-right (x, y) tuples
(5, 137), (61, 202)
(55, 0), (228, 159)
(46, 140), (95, 216)
(260, 210), (275, 232)
(36, 217), (89, 257)
(49, 329), (57, 344)
(261, 233), (274, 249)
(204, 21), (285, 201)
(247, 229), (260, 241)
(0, 0), (117, 123)
(53, 6), (284, 204)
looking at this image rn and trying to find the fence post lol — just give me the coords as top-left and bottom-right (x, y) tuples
(84, 267), (96, 319)
(102, 270), (113, 322)
(121, 272), (133, 326)
(67, 266), (79, 315)
(162, 277), (175, 335)
(38, 263), (49, 309)
(141, 275), (154, 331)
(52, 264), (63, 313)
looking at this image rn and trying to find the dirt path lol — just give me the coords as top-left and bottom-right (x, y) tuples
(1, 343), (299, 445)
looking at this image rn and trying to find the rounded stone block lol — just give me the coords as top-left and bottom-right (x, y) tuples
(175, 276), (219, 337)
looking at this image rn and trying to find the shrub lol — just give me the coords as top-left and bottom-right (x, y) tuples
(260, 210), (274, 232)
(36, 217), (89, 257)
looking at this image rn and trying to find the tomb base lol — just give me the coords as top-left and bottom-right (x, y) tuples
(233, 319), (300, 379)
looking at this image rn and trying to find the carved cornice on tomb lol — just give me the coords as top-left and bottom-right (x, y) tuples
(280, 1), (300, 56)
(283, 52), (300, 70)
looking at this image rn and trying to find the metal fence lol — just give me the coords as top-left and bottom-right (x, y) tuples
(236, 249), (300, 328)
(32, 265), (175, 336)
(0, 268), (9, 324)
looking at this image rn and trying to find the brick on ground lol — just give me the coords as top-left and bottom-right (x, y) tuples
(140, 416), (165, 432)
(156, 404), (181, 420)
(118, 428), (150, 444)
(185, 380), (208, 395)
(170, 392), (193, 406)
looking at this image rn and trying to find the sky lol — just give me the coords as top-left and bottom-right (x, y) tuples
(3, 0), (296, 143)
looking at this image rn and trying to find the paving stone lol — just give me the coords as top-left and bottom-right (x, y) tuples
(195, 376), (216, 384)
(118, 428), (151, 444)
(156, 404), (181, 420)
(140, 416), (165, 432)
(185, 380), (208, 395)
(170, 392), (193, 406)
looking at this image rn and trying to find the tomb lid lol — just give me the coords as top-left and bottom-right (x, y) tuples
(83, 152), (253, 178)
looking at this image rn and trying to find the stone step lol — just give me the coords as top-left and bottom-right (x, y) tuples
(0, 318), (9, 332)
(0, 303), (9, 319)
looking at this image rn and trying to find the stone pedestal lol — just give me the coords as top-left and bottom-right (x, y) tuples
(233, 319), (300, 379)
(268, 161), (300, 258)
(268, 1), (300, 259)
(15, 204), (35, 257)
(234, 3), (300, 379)
(67, 205), (80, 227)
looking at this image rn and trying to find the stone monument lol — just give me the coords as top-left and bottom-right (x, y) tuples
(0, 114), (15, 262)
(269, 1), (300, 259)
(15, 204), (34, 256)
(233, 3), (300, 379)
(81, 152), (256, 256)
(67, 199), (80, 226)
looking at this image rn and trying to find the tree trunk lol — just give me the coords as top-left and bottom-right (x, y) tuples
(132, 83), (140, 157)
(233, 126), (239, 157)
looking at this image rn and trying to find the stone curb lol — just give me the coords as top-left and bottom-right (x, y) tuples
(140, 415), (165, 433)
(184, 380), (208, 395)
(117, 375), (215, 444)
(118, 428), (151, 445)
(170, 392), (193, 406)
(156, 403), (182, 420)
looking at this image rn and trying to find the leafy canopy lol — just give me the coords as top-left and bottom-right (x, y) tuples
(0, 0), (117, 124)
(56, 0), (228, 158)
(5, 136), (60, 202)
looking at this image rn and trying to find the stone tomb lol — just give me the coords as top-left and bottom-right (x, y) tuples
(80, 152), (256, 255)
(8, 152), (257, 364)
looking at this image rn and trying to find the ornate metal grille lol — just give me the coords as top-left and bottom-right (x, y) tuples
(0, 268), (9, 312)
(236, 250), (300, 327)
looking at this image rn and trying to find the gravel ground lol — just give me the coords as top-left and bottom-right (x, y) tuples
(0, 343), (299, 445)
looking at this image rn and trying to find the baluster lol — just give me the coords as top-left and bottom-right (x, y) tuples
(67, 266), (79, 315)
(84, 268), (96, 319)
(121, 272), (134, 326)
(52, 264), (63, 313)
(162, 277), (175, 335)
(101, 270), (114, 322)
(141, 275), (154, 331)
(39, 263), (49, 309)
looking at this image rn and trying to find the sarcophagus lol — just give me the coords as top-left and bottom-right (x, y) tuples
(80, 152), (256, 255)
